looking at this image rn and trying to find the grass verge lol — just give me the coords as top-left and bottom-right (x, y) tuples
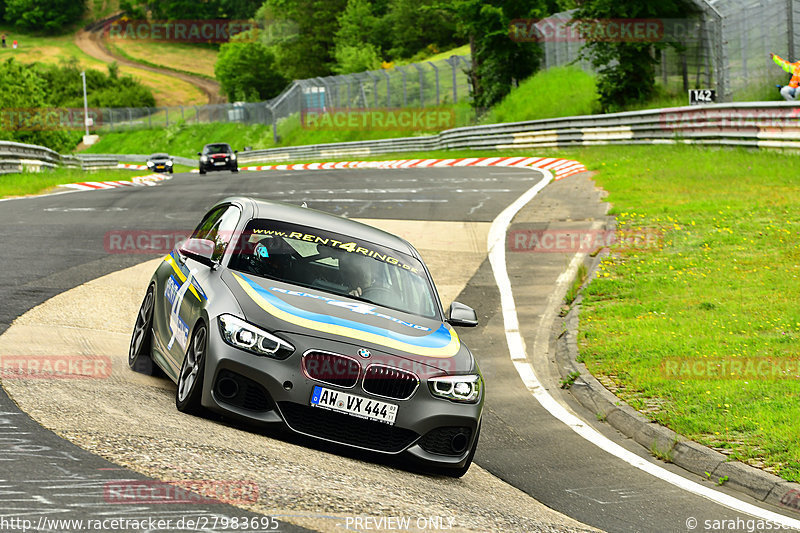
(0, 167), (162, 198)
(84, 105), (478, 157)
(566, 144), (800, 482)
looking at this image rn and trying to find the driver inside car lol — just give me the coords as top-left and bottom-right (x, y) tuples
(337, 252), (374, 297)
(247, 235), (296, 281)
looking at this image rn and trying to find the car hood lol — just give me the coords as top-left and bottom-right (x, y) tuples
(222, 270), (475, 374)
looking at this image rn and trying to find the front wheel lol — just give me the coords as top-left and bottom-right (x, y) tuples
(231, 167), (238, 173)
(128, 285), (156, 374)
(176, 323), (207, 414)
(199, 167), (206, 175)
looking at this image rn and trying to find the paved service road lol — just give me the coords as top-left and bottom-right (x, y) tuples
(0, 168), (797, 532)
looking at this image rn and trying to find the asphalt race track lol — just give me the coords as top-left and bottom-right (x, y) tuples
(0, 167), (798, 533)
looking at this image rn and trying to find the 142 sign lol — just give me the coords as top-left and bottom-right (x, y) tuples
(689, 89), (716, 105)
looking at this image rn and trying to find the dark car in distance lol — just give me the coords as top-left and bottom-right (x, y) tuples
(146, 153), (174, 174)
(198, 143), (238, 174)
(128, 197), (484, 477)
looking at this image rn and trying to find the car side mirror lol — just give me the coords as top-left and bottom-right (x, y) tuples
(447, 301), (478, 327)
(179, 238), (215, 266)
(197, 152), (202, 156)
(234, 149), (238, 153)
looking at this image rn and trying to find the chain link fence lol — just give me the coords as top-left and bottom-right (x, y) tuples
(525, 0), (800, 102)
(89, 0), (797, 135)
(94, 55), (472, 134)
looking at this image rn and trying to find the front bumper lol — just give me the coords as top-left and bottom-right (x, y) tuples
(200, 159), (236, 171)
(201, 317), (483, 469)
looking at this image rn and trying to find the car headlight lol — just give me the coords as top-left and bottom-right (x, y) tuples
(230, 154), (236, 161)
(428, 375), (482, 403)
(218, 314), (294, 359)
(165, 160), (173, 166)
(146, 161), (154, 167)
(201, 155), (208, 162)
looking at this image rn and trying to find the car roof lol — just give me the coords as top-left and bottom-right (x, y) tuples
(204, 143), (231, 148)
(226, 197), (415, 255)
(149, 153), (169, 158)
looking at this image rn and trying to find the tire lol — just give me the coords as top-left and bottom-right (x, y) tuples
(231, 167), (238, 173)
(176, 323), (207, 414)
(199, 166), (206, 175)
(129, 285), (156, 375)
(441, 422), (481, 478)
(169, 168), (173, 174)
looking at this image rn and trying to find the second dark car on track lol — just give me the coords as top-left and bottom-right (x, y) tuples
(198, 143), (238, 174)
(128, 197), (484, 476)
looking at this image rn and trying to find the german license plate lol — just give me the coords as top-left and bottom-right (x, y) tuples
(214, 161), (225, 166)
(310, 386), (397, 425)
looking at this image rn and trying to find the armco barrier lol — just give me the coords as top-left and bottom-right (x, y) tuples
(4, 102), (800, 175)
(226, 102), (800, 164)
(76, 153), (196, 167)
(0, 140), (63, 174)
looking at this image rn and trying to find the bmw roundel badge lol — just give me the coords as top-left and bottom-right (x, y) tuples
(357, 348), (371, 358)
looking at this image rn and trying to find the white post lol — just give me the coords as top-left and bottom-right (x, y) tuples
(81, 71), (89, 136)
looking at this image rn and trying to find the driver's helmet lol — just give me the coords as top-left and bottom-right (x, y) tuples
(251, 235), (293, 277)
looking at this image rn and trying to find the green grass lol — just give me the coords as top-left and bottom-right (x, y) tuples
(0, 167), (154, 198)
(565, 144), (800, 481)
(482, 66), (601, 123)
(415, 44), (470, 63)
(85, 105), (478, 157)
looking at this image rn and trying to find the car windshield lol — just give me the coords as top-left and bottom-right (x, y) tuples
(228, 219), (439, 319)
(203, 144), (231, 154)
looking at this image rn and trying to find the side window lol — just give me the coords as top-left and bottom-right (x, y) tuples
(191, 205), (241, 262)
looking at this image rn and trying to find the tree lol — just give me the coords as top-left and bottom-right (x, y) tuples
(257, 0), (347, 79)
(332, 0), (382, 74)
(5, 0), (85, 33)
(443, 0), (545, 111)
(215, 38), (287, 101)
(0, 59), (81, 152)
(382, 0), (460, 59)
(572, 0), (695, 111)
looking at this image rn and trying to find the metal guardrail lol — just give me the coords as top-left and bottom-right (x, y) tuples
(0, 141), (63, 175)
(230, 102), (800, 163)
(4, 102), (800, 176)
(76, 153), (197, 167)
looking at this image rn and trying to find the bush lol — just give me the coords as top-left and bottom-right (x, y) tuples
(5, 0), (85, 34)
(215, 39), (287, 102)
